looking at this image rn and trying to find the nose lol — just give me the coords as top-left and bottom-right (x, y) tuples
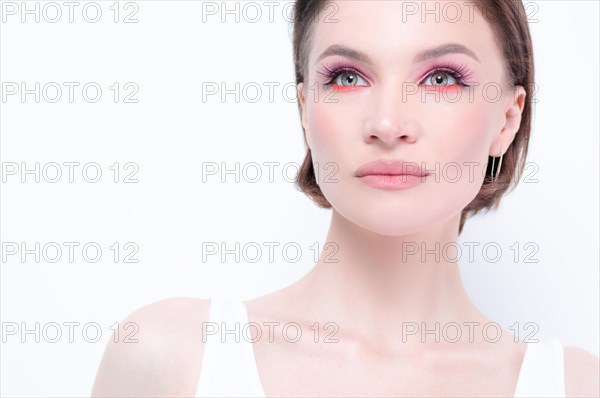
(363, 82), (420, 146)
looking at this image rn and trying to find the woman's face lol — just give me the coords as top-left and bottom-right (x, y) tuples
(298, 0), (526, 236)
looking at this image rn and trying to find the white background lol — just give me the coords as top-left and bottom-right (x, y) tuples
(1, 1), (598, 396)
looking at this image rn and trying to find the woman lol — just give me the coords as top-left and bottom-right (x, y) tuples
(91, 1), (599, 397)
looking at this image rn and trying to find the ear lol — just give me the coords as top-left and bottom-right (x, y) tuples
(492, 85), (526, 156)
(297, 82), (312, 150)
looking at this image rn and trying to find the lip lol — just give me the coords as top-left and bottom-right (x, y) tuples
(355, 159), (429, 190)
(355, 159), (429, 178)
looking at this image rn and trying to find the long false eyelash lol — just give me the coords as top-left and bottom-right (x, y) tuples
(317, 61), (474, 88)
(423, 62), (473, 87)
(317, 63), (367, 87)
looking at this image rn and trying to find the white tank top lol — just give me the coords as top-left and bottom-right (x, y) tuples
(195, 298), (566, 398)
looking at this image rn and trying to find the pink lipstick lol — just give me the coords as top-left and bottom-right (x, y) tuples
(355, 159), (429, 190)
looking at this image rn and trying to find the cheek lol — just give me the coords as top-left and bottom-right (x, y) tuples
(427, 101), (495, 166)
(419, 101), (499, 210)
(305, 101), (351, 164)
(305, 100), (364, 198)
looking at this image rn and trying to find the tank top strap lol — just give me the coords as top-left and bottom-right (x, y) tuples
(513, 339), (566, 397)
(195, 297), (266, 398)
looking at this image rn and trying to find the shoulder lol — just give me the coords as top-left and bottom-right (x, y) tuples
(563, 344), (600, 398)
(91, 297), (212, 397)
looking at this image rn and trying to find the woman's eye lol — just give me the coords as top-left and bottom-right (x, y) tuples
(330, 71), (368, 87)
(423, 70), (458, 86)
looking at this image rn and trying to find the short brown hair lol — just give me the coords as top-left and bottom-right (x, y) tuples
(292, 0), (535, 235)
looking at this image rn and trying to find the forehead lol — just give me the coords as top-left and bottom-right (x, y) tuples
(309, 0), (504, 69)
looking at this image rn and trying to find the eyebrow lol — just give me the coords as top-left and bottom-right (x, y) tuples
(315, 43), (481, 65)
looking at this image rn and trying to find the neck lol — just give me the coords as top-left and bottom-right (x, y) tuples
(289, 210), (488, 349)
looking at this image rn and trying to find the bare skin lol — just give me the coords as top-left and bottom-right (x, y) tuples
(91, 209), (600, 397)
(90, 295), (599, 397)
(92, 1), (600, 397)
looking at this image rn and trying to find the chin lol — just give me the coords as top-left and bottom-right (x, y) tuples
(328, 189), (468, 237)
(336, 202), (444, 237)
